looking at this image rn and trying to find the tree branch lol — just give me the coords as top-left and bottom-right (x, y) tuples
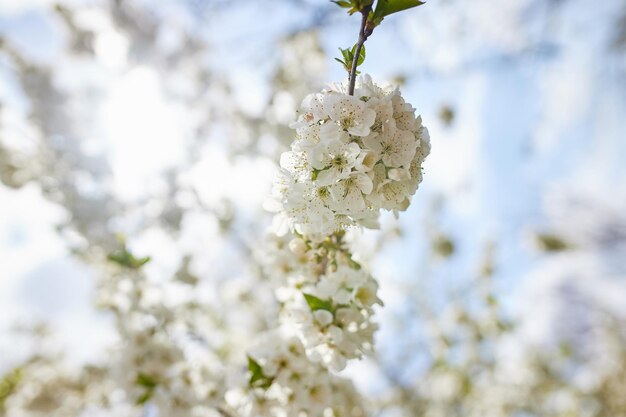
(348, 5), (373, 96)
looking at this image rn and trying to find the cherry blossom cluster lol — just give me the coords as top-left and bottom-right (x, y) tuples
(226, 332), (366, 417)
(269, 74), (430, 237)
(1, 358), (122, 417)
(97, 268), (226, 416)
(272, 233), (382, 371)
(256, 75), (429, 380)
(258, 234), (373, 372)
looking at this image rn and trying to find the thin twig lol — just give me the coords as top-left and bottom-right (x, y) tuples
(348, 5), (373, 95)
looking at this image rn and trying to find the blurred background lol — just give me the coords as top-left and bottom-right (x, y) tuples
(0, 0), (625, 416)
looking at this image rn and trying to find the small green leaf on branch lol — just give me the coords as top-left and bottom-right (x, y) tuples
(331, 0), (374, 15)
(135, 373), (158, 405)
(303, 293), (334, 312)
(340, 47), (352, 63)
(247, 356), (273, 389)
(136, 391), (153, 405)
(332, 0), (352, 7)
(335, 45), (366, 74)
(352, 43), (366, 66)
(372, 0), (425, 24)
(107, 238), (151, 269)
(136, 373), (158, 389)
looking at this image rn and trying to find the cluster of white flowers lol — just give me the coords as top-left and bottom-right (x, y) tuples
(256, 75), (429, 382)
(257, 231), (383, 371)
(269, 74), (430, 237)
(114, 320), (195, 411)
(1, 357), (136, 417)
(226, 332), (366, 417)
(275, 234), (382, 371)
(97, 268), (227, 417)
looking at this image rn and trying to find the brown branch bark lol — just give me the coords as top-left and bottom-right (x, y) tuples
(348, 5), (374, 96)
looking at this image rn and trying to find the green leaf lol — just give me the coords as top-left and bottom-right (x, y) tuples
(0, 367), (22, 412)
(331, 0), (352, 7)
(247, 356), (263, 384)
(373, 0), (425, 22)
(107, 246), (151, 269)
(351, 44), (366, 66)
(337, 45), (365, 74)
(136, 373), (158, 389)
(303, 293), (334, 312)
(336, 48), (354, 73)
(535, 233), (571, 252)
(134, 373), (157, 406)
(347, 254), (362, 270)
(136, 390), (153, 405)
(332, 0), (374, 15)
(358, 45), (366, 65)
(247, 356), (273, 389)
(340, 47), (353, 63)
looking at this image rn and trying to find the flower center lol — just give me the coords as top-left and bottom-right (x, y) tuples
(331, 155), (347, 168)
(340, 112), (356, 130)
(317, 187), (330, 199)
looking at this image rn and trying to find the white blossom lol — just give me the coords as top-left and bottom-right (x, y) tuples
(271, 74), (430, 237)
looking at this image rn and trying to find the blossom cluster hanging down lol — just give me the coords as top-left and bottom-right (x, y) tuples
(226, 332), (366, 417)
(260, 231), (382, 371)
(238, 74), (430, 416)
(269, 74), (430, 238)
